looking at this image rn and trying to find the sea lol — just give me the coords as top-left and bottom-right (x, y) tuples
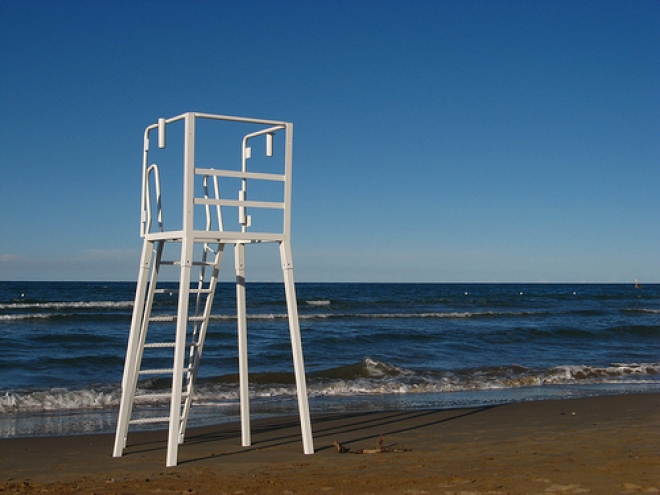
(1, 281), (658, 439)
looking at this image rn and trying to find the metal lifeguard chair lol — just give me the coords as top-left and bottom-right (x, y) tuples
(113, 112), (314, 467)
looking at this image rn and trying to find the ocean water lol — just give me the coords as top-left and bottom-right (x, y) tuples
(1, 281), (658, 438)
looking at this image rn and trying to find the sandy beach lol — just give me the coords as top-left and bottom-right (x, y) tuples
(1, 393), (658, 494)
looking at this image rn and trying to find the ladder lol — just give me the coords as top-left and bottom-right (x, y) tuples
(113, 112), (314, 467)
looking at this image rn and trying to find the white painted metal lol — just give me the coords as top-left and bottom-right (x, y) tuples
(113, 112), (314, 467)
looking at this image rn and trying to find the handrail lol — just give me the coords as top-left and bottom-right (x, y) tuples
(238, 125), (285, 232)
(143, 164), (163, 236)
(150, 112), (288, 128)
(201, 175), (224, 232)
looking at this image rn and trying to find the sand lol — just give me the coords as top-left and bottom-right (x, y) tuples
(1, 393), (658, 494)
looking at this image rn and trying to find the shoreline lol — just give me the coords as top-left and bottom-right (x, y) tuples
(1, 392), (658, 493)
(4, 382), (659, 440)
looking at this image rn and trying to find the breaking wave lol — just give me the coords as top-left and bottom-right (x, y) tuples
(2, 358), (657, 414)
(0, 301), (134, 310)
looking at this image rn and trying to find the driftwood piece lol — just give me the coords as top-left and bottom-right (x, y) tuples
(333, 441), (351, 453)
(333, 434), (411, 454)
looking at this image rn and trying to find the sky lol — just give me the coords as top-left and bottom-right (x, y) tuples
(1, 0), (659, 283)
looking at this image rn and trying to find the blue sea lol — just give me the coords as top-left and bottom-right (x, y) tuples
(1, 281), (658, 438)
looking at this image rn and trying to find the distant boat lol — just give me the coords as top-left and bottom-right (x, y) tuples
(634, 279), (642, 289)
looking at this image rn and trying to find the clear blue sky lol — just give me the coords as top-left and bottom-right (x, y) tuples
(1, 0), (658, 283)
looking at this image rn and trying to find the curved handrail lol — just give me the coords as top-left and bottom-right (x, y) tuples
(201, 174), (224, 232)
(143, 164), (163, 235)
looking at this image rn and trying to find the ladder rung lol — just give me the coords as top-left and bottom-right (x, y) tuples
(129, 416), (171, 425)
(139, 368), (174, 375)
(154, 288), (211, 295)
(144, 342), (176, 348)
(139, 365), (193, 375)
(149, 315), (176, 322)
(134, 393), (171, 401)
(144, 342), (200, 348)
(148, 315), (208, 322)
(159, 261), (215, 267)
(134, 391), (190, 401)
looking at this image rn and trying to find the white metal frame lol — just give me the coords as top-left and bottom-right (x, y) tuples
(113, 112), (314, 467)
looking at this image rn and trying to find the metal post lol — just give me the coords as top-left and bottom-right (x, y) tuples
(235, 242), (250, 446)
(113, 239), (155, 457)
(166, 113), (197, 467)
(280, 241), (314, 454)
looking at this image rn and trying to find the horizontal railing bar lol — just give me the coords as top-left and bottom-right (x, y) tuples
(194, 198), (285, 209)
(193, 113), (287, 126)
(150, 113), (286, 127)
(195, 168), (285, 182)
(144, 230), (284, 242)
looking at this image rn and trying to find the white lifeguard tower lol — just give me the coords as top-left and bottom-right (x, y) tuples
(113, 112), (314, 467)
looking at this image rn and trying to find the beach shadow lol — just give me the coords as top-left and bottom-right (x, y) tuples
(310, 407), (494, 451)
(164, 406), (496, 464)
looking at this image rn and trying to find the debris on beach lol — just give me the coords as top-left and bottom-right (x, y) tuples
(333, 434), (412, 454)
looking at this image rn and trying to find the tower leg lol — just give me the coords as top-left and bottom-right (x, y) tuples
(280, 241), (314, 454)
(113, 239), (161, 457)
(166, 238), (194, 467)
(235, 242), (251, 446)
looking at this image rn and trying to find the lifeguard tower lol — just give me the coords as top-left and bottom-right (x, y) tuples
(113, 112), (314, 467)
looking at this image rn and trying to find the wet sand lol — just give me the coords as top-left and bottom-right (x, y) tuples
(1, 393), (658, 494)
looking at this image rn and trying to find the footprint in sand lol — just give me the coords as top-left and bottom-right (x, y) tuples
(545, 484), (590, 493)
(621, 483), (660, 493)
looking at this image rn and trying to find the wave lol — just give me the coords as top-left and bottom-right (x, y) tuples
(625, 308), (660, 314)
(1, 310), (503, 323)
(301, 359), (660, 397)
(4, 304), (613, 322)
(0, 313), (59, 321)
(211, 311), (542, 320)
(0, 301), (133, 310)
(0, 311), (131, 322)
(2, 303), (655, 319)
(143, 310), (546, 322)
(297, 310), (544, 320)
(3, 358), (658, 414)
(1, 387), (119, 414)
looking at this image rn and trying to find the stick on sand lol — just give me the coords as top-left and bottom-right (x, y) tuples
(333, 434), (412, 454)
